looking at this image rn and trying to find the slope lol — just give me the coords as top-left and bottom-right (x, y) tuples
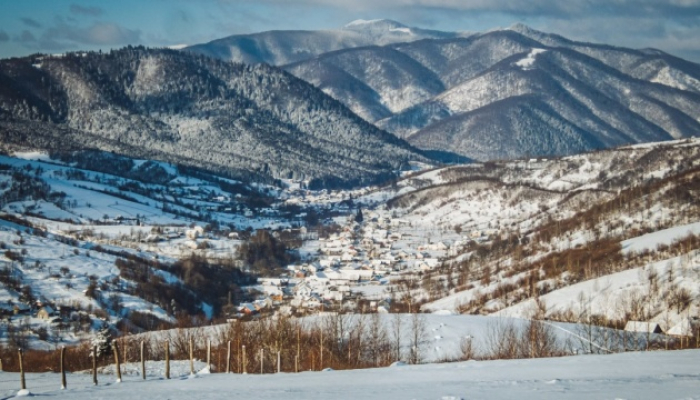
(0, 47), (423, 188)
(383, 46), (700, 159)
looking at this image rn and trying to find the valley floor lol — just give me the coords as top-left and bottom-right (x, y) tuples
(0, 349), (698, 399)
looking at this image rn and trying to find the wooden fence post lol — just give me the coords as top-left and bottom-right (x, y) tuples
(140, 341), (146, 380)
(189, 337), (194, 375)
(92, 346), (98, 385)
(242, 345), (246, 374)
(18, 349), (26, 391)
(207, 339), (211, 372)
(60, 347), (66, 389)
(165, 340), (170, 379)
(226, 341), (231, 373)
(260, 349), (264, 374)
(277, 351), (280, 373)
(295, 354), (299, 373)
(113, 341), (122, 383)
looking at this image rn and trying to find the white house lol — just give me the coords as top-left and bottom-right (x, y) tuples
(667, 318), (696, 337)
(37, 306), (55, 320)
(624, 321), (663, 334)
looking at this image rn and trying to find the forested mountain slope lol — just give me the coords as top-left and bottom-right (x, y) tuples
(0, 47), (423, 188)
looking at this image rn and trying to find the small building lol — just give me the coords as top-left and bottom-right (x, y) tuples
(37, 306), (55, 320)
(238, 303), (257, 316)
(624, 321), (663, 334)
(667, 318), (698, 337)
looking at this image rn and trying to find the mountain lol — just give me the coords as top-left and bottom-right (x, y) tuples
(282, 25), (700, 161)
(0, 47), (424, 188)
(184, 19), (469, 66)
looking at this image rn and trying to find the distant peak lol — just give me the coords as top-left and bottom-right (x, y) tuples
(344, 19), (407, 30)
(507, 23), (537, 34)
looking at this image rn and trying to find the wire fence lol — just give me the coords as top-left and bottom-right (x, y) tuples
(0, 337), (316, 397)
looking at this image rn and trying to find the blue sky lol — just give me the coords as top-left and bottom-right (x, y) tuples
(1, 0), (700, 62)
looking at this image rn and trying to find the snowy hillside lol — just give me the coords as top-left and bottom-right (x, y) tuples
(0, 151), (288, 348)
(0, 47), (423, 188)
(347, 138), (700, 335)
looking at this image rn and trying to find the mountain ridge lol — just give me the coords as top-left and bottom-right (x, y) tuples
(0, 47), (425, 188)
(272, 23), (700, 160)
(184, 19), (470, 66)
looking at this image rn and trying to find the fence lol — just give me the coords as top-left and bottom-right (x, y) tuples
(1, 315), (694, 395)
(0, 337), (312, 396)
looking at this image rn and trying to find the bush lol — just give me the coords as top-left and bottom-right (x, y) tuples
(4, 250), (22, 262)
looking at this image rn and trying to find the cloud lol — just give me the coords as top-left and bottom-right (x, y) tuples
(18, 30), (37, 43)
(70, 4), (104, 17)
(0, 30), (9, 42)
(248, 0), (700, 61)
(20, 17), (42, 28)
(537, 14), (700, 61)
(43, 21), (141, 46)
(236, 0), (700, 19)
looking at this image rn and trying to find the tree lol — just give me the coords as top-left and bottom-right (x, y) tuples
(236, 230), (298, 276)
(354, 208), (363, 223)
(391, 313), (404, 362)
(93, 325), (113, 359)
(408, 313), (427, 364)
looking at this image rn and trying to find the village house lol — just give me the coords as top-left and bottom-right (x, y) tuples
(624, 321), (663, 334)
(36, 305), (55, 320)
(667, 317), (699, 337)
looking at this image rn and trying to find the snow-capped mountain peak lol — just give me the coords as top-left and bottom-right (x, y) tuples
(507, 22), (539, 35)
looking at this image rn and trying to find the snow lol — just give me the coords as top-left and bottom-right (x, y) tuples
(515, 48), (547, 70)
(651, 66), (700, 93)
(494, 252), (700, 330)
(621, 221), (700, 255)
(0, 350), (697, 399)
(390, 27), (413, 35)
(12, 151), (51, 161)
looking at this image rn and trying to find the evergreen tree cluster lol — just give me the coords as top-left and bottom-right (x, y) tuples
(0, 47), (422, 189)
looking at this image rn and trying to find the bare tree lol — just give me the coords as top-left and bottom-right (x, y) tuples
(366, 313), (389, 367)
(459, 334), (476, 360)
(391, 313), (404, 362)
(484, 319), (519, 359)
(408, 313), (427, 364)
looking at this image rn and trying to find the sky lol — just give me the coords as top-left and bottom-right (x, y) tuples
(1, 0), (700, 62)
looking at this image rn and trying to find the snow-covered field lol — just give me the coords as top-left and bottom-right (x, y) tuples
(0, 350), (698, 399)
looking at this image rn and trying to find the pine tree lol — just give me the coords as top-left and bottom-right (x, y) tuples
(92, 325), (112, 359)
(355, 208), (364, 223)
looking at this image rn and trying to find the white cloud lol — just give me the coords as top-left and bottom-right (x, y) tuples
(43, 21), (141, 46)
(69, 4), (104, 17)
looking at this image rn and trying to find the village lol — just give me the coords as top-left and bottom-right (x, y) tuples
(241, 207), (490, 318)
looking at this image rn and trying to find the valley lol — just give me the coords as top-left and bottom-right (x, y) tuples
(0, 137), (698, 352)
